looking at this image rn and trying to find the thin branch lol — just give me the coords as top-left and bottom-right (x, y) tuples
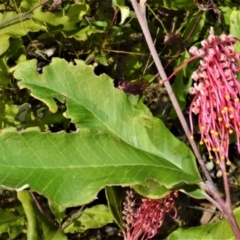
(61, 205), (85, 230)
(0, 0), (49, 29)
(30, 191), (45, 215)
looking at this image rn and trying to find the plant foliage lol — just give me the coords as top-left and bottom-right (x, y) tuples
(0, 0), (240, 239)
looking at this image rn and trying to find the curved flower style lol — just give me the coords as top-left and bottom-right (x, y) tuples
(122, 190), (178, 240)
(189, 27), (240, 165)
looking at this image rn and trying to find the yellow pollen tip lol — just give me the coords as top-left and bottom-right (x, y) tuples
(218, 117), (222, 122)
(226, 123), (230, 128)
(229, 129), (233, 134)
(209, 155), (213, 160)
(235, 98), (239, 102)
(225, 94), (230, 99)
(226, 160), (231, 165)
(229, 107), (234, 111)
(207, 147), (211, 151)
(190, 135), (194, 140)
(199, 141), (204, 145)
(204, 139), (208, 143)
(216, 160), (220, 164)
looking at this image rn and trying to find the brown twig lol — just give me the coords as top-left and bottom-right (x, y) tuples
(61, 205), (85, 230)
(29, 191), (45, 215)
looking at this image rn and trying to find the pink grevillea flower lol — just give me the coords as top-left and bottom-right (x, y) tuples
(122, 190), (178, 240)
(189, 27), (240, 165)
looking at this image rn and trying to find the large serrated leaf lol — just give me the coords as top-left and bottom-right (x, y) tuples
(0, 58), (202, 206)
(14, 58), (196, 170)
(0, 127), (199, 206)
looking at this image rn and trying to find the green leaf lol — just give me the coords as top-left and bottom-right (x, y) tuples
(95, 52), (109, 66)
(170, 51), (197, 118)
(112, 0), (130, 25)
(118, 6), (130, 25)
(163, 0), (195, 10)
(105, 186), (124, 229)
(0, 208), (25, 238)
(218, 1), (239, 8)
(0, 12), (44, 53)
(0, 55), (13, 86)
(169, 207), (240, 240)
(17, 190), (66, 240)
(63, 204), (114, 233)
(16, 103), (31, 122)
(0, 127), (200, 206)
(32, 3), (89, 31)
(0, 100), (19, 128)
(20, 0), (42, 11)
(14, 58), (197, 169)
(182, 11), (206, 45)
(49, 202), (66, 224)
(7, 38), (26, 63)
(230, 10), (240, 53)
(0, 38), (26, 87)
(70, 25), (105, 41)
(1, 58), (202, 206)
(0, 35), (10, 56)
(124, 43), (145, 78)
(219, 6), (234, 26)
(133, 179), (170, 198)
(229, 10), (240, 80)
